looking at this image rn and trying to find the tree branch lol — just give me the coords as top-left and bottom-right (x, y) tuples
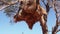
(0, 0), (18, 5)
(56, 29), (60, 33)
(0, 0), (19, 10)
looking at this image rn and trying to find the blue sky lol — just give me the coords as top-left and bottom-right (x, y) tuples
(0, 8), (60, 34)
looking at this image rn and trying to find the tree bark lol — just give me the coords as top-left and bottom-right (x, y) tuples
(40, 15), (48, 34)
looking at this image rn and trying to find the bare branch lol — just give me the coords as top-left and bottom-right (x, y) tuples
(0, 0), (18, 5)
(56, 29), (60, 33)
(52, 22), (59, 34)
(41, 0), (46, 5)
(0, 1), (19, 10)
(52, 0), (60, 34)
